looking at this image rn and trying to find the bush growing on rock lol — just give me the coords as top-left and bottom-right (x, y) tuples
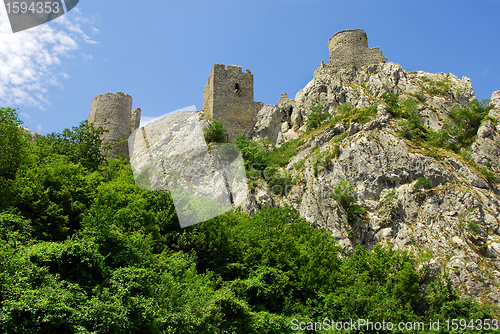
(203, 119), (227, 143)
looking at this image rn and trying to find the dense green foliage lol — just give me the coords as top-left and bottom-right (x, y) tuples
(43, 121), (110, 171)
(382, 93), (498, 182)
(330, 179), (366, 221)
(203, 120), (227, 143)
(418, 76), (452, 97)
(413, 176), (433, 190)
(305, 102), (378, 136)
(306, 105), (330, 131)
(234, 135), (303, 192)
(0, 108), (28, 180)
(383, 93), (494, 153)
(334, 102), (378, 125)
(0, 108), (498, 332)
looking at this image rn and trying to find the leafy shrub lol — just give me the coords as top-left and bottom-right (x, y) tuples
(336, 102), (377, 125)
(419, 76), (451, 96)
(294, 158), (305, 171)
(0, 107), (29, 179)
(337, 102), (355, 115)
(330, 179), (365, 221)
(346, 204), (365, 218)
(306, 104), (329, 131)
(409, 90), (426, 102)
(347, 229), (358, 240)
(425, 99), (493, 152)
(482, 115), (498, 126)
(377, 190), (398, 219)
(444, 99), (493, 149)
(267, 169), (295, 195)
(424, 273), (493, 320)
(203, 120), (227, 143)
(413, 176), (433, 190)
(12, 155), (96, 241)
(467, 221), (482, 234)
(332, 144), (340, 158)
(0, 212), (33, 242)
(43, 120), (109, 171)
(330, 179), (356, 210)
(235, 135), (304, 186)
(384, 93), (494, 159)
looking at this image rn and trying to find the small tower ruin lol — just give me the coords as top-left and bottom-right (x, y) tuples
(87, 92), (141, 159)
(326, 29), (387, 69)
(203, 64), (263, 141)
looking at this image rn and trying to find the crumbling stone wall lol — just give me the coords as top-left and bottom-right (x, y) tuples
(203, 64), (263, 140)
(87, 92), (141, 158)
(327, 29), (387, 69)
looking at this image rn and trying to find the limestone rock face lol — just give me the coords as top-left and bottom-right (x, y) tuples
(470, 91), (500, 176)
(129, 110), (248, 228)
(247, 93), (301, 146)
(241, 61), (500, 305)
(246, 105), (283, 143)
(19, 126), (43, 140)
(248, 62), (476, 146)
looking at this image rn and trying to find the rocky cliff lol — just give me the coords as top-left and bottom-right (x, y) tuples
(244, 60), (500, 305)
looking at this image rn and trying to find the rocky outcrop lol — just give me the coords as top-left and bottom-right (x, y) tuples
(242, 60), (500, 305)
(129, 110), (248, 228)
(248, 62), (476, 146)
(19, 126), (43, 140)
(470, 91), (500, 176)
(246, 93), (301, 146)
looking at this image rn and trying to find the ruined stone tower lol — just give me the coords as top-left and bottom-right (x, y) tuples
(203, 64), (263, 140)
(326, 29), (387, 69)
(87, 92), (141, 158)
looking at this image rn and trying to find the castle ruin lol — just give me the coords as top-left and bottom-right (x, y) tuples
(87, 92), (141, 158)
(88, 29), (386, 156)
(325, 29), (387, 69)
(202, 64), (263, 141)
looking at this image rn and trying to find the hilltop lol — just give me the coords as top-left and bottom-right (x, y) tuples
(236, 31), (500, 305)
(1, 28), (500, 331)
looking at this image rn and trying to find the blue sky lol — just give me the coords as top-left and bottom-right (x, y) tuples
(1, 0), (499, 135)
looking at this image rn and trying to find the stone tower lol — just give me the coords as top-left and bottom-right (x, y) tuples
(87, 92), (141, 158)
(327, 29), (387, 69)
(203, 64), (263, 140)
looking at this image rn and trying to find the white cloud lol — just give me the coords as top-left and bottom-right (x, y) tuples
(35, 124), (42, 132)
(0, 6), (98, 108)
(19, 111), (31, 120)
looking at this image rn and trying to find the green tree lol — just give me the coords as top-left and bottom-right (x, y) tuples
(13, 155), (93, 240)
(0, 107), (28, 179)
(306, 104), (329, 131)
(203, 120), (227, 143)
(330, 178), (365, 220)
(42, 120), (109, 171)
(445, 98), (493, 149)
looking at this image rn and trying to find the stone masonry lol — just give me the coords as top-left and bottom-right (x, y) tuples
(203, 64), (263, 141)
(87, 92), (141, 158)
(325, 29), (387, 69)
(90, 30), (384, 154)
